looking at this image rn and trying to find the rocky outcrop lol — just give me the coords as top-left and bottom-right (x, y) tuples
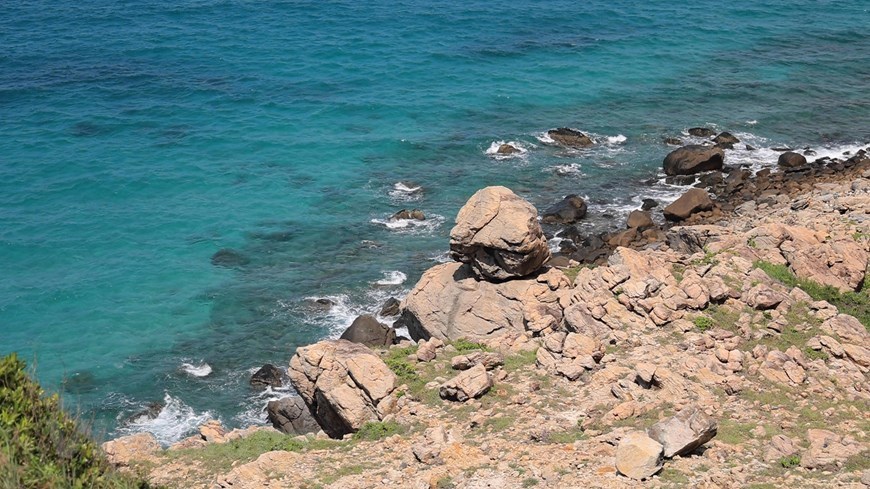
(288, 340), (398, 438)
(663, 145), (724, 176)
(778, 151), (807, 168)
(647, 407), (717, 458)
(102, 432), (161, 468)
(801, 429), (865, 470)
(391, 209), (425, 221)
(451, 351), (504, 371)
(249, 364), (284, 389)
(542, 194), (588, 224)
(439, 364), (492, 402)
(449, 186), (550, 280)
(663, 189), (714, 221)
(340, 314), (396, 347)
(396, 262), (568, 342)
(615, 432), (664, 480)
(547, 127), (594, 147)
(266, 397), (320, 435)
(688, 127), (715, 137)
(713, 132), (740, 148)
(497, 143), (521, 155)
(379, 297), (400, 317)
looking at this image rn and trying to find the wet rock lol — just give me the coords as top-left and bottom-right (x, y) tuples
(664, 137), (683, 146)
(647, 407), (718, 458)
(615, 432), (664, 480)
(439, 364), (492, 402)
(542, 194), (588, 224)
(663, 145), (725, 176)
(250, 364), (284, 389)
(122, 401), (164, 426)
(778, 151), (807, 168)
(211, 248), (250, 268)
(391, 209), (425, 221)
(497, 143), (521, 154)
(626, 210), (654, 229)
(641, 198), (659, 210)
(663, 188), (714, 221)
(449, 186), (550, 280)
(379, 297), (401, 317)
(547, 127), (594, 147)
(266, 397), (320, 435)
(340, 314), (396, 347)
(713, 131), (740, 148)
(688, 127), (716, 137)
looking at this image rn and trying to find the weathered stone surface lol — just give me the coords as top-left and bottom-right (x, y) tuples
(713, 131), (740, 147)
(250, 364), (285, 389)
(391, 209), (425, 221)
(449, 186), (550, 280)
(215, 450), (300, 489)
(451, 351), (504, 371)
(778, 151), (807, 168)
(688, 127), (715, 137)
(340, 314), (396, 347)
(615, 432), (664, 480)
(647, 407), (718, 458)
(542, 194), (588, 224)
(102, 432), (161, 467)
(396, 262), (567, 342)
(626, 210), (654, 229)
(663, 145), (724, 176)
(746, 284), (787, 310)
(821, 314), (869, 345)
(379, 297), (401, 317)
(801, 429), (865, 470)
(764, 434), (799, 463)
(663, 189), (714, 221)
(440, 364), (492, 402)
(266, 397), (320, 435)
(497, 143), (521, 155)
(288, 340), (397, 438)
(547, 127), (594, 147)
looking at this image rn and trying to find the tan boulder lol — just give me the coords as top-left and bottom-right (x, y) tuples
(449, 186), (550, 280)
(663, 188), (713, 221)
(822, 314), (869, 345)
(396, 262), (566, 342)
(102, 432), (161, 468)
(843, 343), (870, 367)
(663, 145), (724, 176)
(615, 432), (664, 480)
(440, 364), (492, 402)
(647, 407), (718, 458)
(288, 340), (397, 438)
(626, 210), (655, 229)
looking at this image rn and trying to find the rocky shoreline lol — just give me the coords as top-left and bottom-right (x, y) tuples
(103, 136), (869, 488)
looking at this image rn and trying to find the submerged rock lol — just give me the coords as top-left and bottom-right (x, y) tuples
(391, 209), (425, 221)
(497, 143), (521, 154)
(211, 248), (250, 268)
(712, 131), (740, 148)
(688, 127), (715, 137)
(547, 127), (594, 147)
(663, 145), (725, 176)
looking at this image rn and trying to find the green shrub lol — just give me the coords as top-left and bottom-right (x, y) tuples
(0, 353), (152, 488)
(452, 338), (489, 352)
(693, 316), (714, 331)
(522, 477), (539, 487)
(352, 421), (404, 441)
(779, 454), (801, 468)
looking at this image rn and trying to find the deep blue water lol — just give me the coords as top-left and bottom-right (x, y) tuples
(2, 0), (868, 443)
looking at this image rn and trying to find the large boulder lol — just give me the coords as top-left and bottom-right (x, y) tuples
(449, 186), (550, 280)
(615, 432), (664, 480)
(778, 151), (807, 168)
(626, 210), (654, 229)
(340, 314), (396, 347)
(663, 189), (714, 221)
(287, 340), (397, 439)
(542, 194), (588, 224)
(439, 364), (492, 402)
(266, 397), (320, 435)
(395, 262), (568, 342)
(663, 145), (724, 176)
(547, 127), (594, 147)
(647, 407), (718, 458)
(712, 132), (740, 148)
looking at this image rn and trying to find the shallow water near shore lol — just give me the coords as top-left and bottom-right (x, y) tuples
(1, 0), (869, 444)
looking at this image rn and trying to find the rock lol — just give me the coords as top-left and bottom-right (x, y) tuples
(102, 432), (161, 468)
(764, 434), (799, 463)
(121, 401), (164, 426)
(778, 151), (807, 168)
(615, 432), (664, 480)
(547, 127), (594, 147)
(266, 397), (320, 435)
(641, 198), (659, 210)
(746, 285), (788, 310)
(663, 145), (725, 176)
(439, 364), (492, 402)
(211, 248), (250, 268)
(199, 419), (228, 443)
(713, 132), (740, 147)
(542, 194), (588, 224)
(663, 189), (714, 221)
(451, 351), (505, 371)
(340, 314), (396, 347)
(392, 209), (425, 221)
(664, 137), (683, 146)
(647, 407), (718, 458)
(396, 262), (567, 342)
(497, 143), (521, 155)
(626, 210), (654, 229)
(801, 429), (864, 470)
(416, 337), (443, 362)
(288, 340), (397, 438)
(843, 343), (870, 367)
(250, 364), (284, 389)
(822, 314), (869, 345)
(379, 297), (401, 317)
(449, 186), (551, 280)
(688, 127), (716, 137)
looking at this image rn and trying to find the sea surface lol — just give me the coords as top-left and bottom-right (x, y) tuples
(1, 0), (868, 444)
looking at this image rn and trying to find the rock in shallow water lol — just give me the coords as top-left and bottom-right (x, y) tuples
(340, 314), (396, 347)
(250, 364), (284, 389)
(663, 145), (724, 176)
(541, 194), (588, 224)
(547, 127), (594, 147)
(778, 151), (807, 168)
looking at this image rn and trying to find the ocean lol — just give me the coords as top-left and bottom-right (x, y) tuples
(1, 0), (868, 444)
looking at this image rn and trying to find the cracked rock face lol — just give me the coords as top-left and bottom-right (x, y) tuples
(647, 407), (718, 458)
(287, 340), (397, 439)
(449, 186), (550, 281)
(615, 432), (664, 480)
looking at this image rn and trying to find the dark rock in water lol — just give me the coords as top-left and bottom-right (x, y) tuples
(772, 147), (792, 152)
(379, 297), (401, 317)
(497, 143), (521, 154)
(266, 397), (320, 435)
(688, 127), (715, 137)
(778, 151), (807, 168)
(315, 298), (335, 308)
(626, 210), (654, 229)
(641, 198), (659, 210)
(61, 371), (97, 394)
(665, 174), (698, 186)
(559, 225), (584, 244)
(250, 364), (285, 389)
(123, 402), (165, 426)
(542, 194), (588, 224)
(211, 249), (250, 268)
(745, 144), (756, 151)
(664, 137), (683, 146)
(803, 149), (816, 156)
(698, 171), (724, 188)
(663, 145), (724, 176)
(712, 132), (740, 147)
(547, 127), (594, 148)
(663, 189), (713, 221)
(340, 314), (396, 347)
(391, 209), (425, 221)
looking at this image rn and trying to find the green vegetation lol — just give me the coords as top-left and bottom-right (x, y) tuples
(658, 468), (690, 485)
(779, 454), (800, 468)
(716, 419), (756, 445)
(747, 236), (758, 248)
(0, 353), (152, 489)
(754, 260), (869, 329)
(691, 249), (720, 267)
(451, 338), (490, 352)
(693, 315), (714, 331)
(671, 264), (686, 282)
(435, 476), (455, 489)
(352, 421), (404, 441)
(320, 464), (364, 485)
(521, 477), (540, 487)
(503, 349), (538, 373)
(545, 426), (587, 444)
(482, 415), (514, 432)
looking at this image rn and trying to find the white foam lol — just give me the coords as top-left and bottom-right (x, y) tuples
(387, 182), (424, 202)
(606, 134), (627, 144)
(233, 386), (295, 427)
(393, 182), (421, 193)
(746, 120), (758, 125)
(370, 213), (445, 233)
(546, 163), (585, 177)
(375, 270), (407, 286)
(117, 393), (213, 447)
(180, 362), (212, 378)
(535, 131), (556, 144)
(485, 140), (531, 159)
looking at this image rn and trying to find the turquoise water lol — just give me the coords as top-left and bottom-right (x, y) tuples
(2, 0), (868, 443)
